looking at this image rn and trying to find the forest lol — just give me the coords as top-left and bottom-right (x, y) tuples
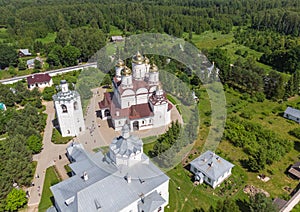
(0, 0), (300, 211)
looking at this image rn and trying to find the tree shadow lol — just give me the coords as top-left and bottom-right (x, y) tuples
(293, 141), (300, 152)
(236, 199), (250, 212)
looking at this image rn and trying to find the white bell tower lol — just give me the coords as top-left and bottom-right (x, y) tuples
(53, 80), (85, 137)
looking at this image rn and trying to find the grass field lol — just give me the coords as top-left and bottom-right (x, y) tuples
(109, 25), (123, 36)
(36, 32), (56, 44)
(38, 166), (61, 211)
(0, 28), (8, 42)
(187, 31), (234, 50)
(158, 85), (300, 211)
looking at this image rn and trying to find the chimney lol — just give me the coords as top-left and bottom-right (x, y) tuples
(140, 193), (145, 204)
(126, 175), (131, 183)
(83, 171), (88, 181)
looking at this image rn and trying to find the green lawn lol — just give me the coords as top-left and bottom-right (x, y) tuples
(109, 25), (123, 36)
(154, 86), (300, 211)
(36, 32), (56, 44)
(38, 166), (61, 212)
(51, 128), (73, 144)
(189, 31), (234, 50)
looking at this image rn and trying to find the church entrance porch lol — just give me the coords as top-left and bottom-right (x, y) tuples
(133, 121), (139, 131)
(104, 109), (111, 118)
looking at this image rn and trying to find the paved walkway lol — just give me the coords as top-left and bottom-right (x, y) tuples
(25, 102), (70, 212)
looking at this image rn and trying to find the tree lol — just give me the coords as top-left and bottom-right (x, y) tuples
(55, 29), (69, 46)
(249, 193), (277, 212)
(61, 45), (80, 66)
(18, 59), (27, 70)
(42, 86), (56, 101)
(5, 188), (27, 211)
(216, 199), (240, 212)
(0, 44), (17, 69)
(26, 134), (43, 154)
(34, 59), (42, 69)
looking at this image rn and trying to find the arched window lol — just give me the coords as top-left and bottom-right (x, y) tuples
(74, 101), (78, 110)
(61, 104), (68, 113)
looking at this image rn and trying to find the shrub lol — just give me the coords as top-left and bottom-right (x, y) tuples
(289, 128), (300, 139)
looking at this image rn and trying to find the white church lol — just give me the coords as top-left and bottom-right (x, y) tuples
(49, 124), (169, 212)
(53, 80), (85, 137)
(99, 52), (172, 131)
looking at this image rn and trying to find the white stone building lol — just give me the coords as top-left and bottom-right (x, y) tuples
(49, 125), (169, 212)
(189, 150), (234, 189)
(52, 80), (85, 137)
(99, 52), (172, 131)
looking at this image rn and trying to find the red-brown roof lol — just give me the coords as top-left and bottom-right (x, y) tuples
(168, 103), (173, 111)
(129, 103), (153, 119)
(99, 92), (112, 109)
(27, 73), (51, 85)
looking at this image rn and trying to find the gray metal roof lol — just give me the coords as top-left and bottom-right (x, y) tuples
(138, 191), (166, 212)
(284, 107), (300, 119)
(51, 144), (169, 212)
(110, 134), (143, 157)
(52, 89), (79, 102)
(190, 150), (234, 181)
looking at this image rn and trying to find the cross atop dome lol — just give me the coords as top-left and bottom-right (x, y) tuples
(132, 51), (145, 64)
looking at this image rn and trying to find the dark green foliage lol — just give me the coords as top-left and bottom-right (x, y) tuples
(26, 134), (43, 154)
(289, 128), (300, 139)
(0, 135), (33, 206)
(0, 43), (17, 69)
(249, 193), (277, 212)
(42, 86), (56, 101)
(17, 59), (27, 70)
(225, 116), (292, 172)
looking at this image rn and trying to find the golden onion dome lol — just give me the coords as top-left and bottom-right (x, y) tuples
(122, 66), (132, 76)
(144, 56), (150, 64)
(116, 59), (125, 67)
(150, 63), (158, 72)
(132, 51), (145, 64)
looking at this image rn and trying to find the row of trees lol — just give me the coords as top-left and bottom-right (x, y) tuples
(1, 0), (298, 55)
(206, 48), (300, 101)
(224, 116), (292, 172)
(0, 82), (46, 210)
(234, 28), (300, 74)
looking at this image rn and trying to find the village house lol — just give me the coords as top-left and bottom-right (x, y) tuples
(189, 150), (234, 189)
(26, 57), (43, 69)
(49, 125), (169, 212)
(284, 107), (300, 124)
(27, 73), (53, 90)
(18, 49), (32, 57)
(110, 35), (124, 42)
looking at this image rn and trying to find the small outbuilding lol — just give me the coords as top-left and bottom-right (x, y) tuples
(190, 150), (234, 189)
(26, 57), (43, 69)
(284, 107), (300, 123)
(110, 35), (124, 42)
(18, 49), (32, 57)
(288, 161), (300, 179)
(27, 73), (53, 90)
